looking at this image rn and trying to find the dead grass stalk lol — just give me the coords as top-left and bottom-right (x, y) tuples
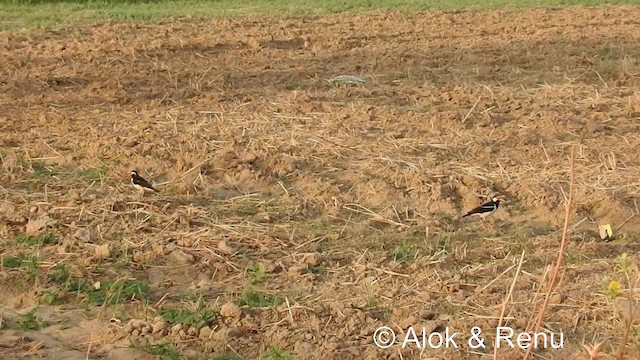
(523, 145), (576, 360)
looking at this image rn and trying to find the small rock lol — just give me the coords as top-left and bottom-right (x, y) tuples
(218, 240), (235, 255)
(26, 216), (50, 235)
(125, 140), (139, 147)
(152, 321), (167, 334)
(260, 212), (272, 222)
(94, 244), (110, 259)
(141, 326), (150, 335)
(73, 227), (97, 243)
(392, 307), (409, 318)
(131, 330), (140, 337)
(170, 323), (182, 334)
(288, 266), (303, 277)
(203, 341), (216, 352)
(151, 244), (165, 255)
(398, 316), (417, 329)
(422, 321), (439, 335)
(212, 330), (228, 342)
(261, 260), (276, 273)
(199, 326), (212, 339)
(165, 243), (176, 253)
(69, 190), (82, 201)
(187, 326), (197, 336)
(178, 329), (187, 339)
(240, 153), (257, 164)
(168, 249), (194, 264)
(420, 310), (436, 320)
(302, 253), (322, 266)
(220, 302), (241, 318)
(130, 319), (146, 330)
(177, 237), (196, 247)
(550, 293), (564, 304)
(305, 333), (313, 340)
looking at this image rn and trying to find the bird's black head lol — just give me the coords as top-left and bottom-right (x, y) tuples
(131, 170), (139, 177)
(492, 194), (506, 203)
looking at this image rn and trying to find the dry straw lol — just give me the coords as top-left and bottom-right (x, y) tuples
(523, 145), (576, 360)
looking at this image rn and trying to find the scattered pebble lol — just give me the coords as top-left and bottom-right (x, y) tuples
(218, 240), (235, 255)
(152, 321), (167, 334)
(25, 216), (50, 235)
(420, 310), (436, 320)
(302, 253), (322, 266)
(261, 260), (276, 273)
(220, 302), (241, 318)
(168, 249), (195, 264)
(422, 320), (439, 335)
(287, 266), (304, 277)
(130, 319), (147, 330)
(171, 323), (182, 334)
(240, 153), (257, 164)
(398, 316), (416, 329)
(187, 326), (197, 336)
(212, 330), (227, 342)
(550, 292), (564, 304)
(199, 326), (212, 339)
(73, 227), (97, 243)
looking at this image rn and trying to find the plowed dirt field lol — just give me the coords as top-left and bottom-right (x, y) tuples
(1, 5), (640, 360)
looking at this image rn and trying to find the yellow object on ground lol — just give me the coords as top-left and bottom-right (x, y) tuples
(599, 224), (613, 240)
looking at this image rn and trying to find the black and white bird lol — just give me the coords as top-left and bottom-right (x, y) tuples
(130, 170), (159, 194)
(461, 194), (505, 219)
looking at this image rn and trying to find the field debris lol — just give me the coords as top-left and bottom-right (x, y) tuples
(328, 75), (367, 85)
